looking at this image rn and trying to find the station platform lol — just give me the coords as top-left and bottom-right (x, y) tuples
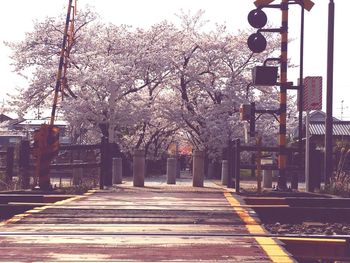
(0, 178), (296, 262)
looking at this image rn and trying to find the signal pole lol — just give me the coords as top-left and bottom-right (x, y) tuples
(248, 0), (314, 190)
(277, 0), (289, 190)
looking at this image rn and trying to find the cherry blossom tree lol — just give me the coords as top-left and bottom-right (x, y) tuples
(6, 7), (297, 162)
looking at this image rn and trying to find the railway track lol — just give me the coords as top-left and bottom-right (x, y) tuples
(244, 195), (350, 262)
(1, 192), (350, 262)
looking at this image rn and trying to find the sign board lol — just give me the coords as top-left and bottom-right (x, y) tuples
(302, 76), (322, 111)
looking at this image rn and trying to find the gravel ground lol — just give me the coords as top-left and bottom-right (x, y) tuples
(264, 222), (350, 236)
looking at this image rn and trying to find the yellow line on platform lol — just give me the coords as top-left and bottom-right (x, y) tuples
(224, 192), (295, 263)
(0, 189), (97, 227)
(278, 236), (348, 243)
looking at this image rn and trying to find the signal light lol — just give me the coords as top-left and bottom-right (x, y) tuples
(248, 9), (267, 28)
(247, 32), (267, 53)
(247, 8), (268, 53)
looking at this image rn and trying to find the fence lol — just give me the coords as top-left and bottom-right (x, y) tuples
(224, 139), (321, 193)
(0, 138), (119, 190)
(0, 147), (14, 186)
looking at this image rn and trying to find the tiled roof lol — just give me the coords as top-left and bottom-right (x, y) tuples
(310, 122), (350, 136)
(16, 119), (67, 126)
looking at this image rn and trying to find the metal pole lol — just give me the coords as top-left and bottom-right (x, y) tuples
(298, 5), (305, 153)
(305, 110), (310, 191)
(325, 0), (334, 185)
(256, 137), (262, 193)
(235, 139), (241, 193)
(277, 0), (289, 190)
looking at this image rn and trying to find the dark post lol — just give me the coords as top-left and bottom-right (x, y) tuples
(298, 3), (305, 153)
(250, 102), (256, 137)
(6, 146), (14, 184)
(100, 137), (108, 189)
(325, 0), (335, 185)
(291, 156), (299, 190)
(251, 153), (256, 177)
(309, 142), (321, 191)
(235, 139), (241, 194)
(227, 140), (234, 188)
(19, 140), (30, 189)
(104, 142), (114, 187)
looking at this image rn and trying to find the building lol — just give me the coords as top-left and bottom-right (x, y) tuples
(0, 115), (70, 146)
(293, 111), (350, 146)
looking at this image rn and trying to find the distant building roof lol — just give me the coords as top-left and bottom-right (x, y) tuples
(16, 119), (67, 126)
(308, 110), (340, 122)
(292, 111), (350, 139)
(310, 122), (350, 136)
(0, 114), (13, 123)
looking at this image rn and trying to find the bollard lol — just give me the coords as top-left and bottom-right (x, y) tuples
(167, 158), (176, 184)
(221, 160), (228, 186)
(262, 170), (273, 188)
(73, 160), (83, 186)
(261, 158), (273, 189)
(192, 150), (204, 187)
(133, 149), (145, 187)
(112, 157), (123, 184)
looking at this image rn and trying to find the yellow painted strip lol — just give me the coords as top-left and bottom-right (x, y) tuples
(0, 189), (97, 227)
(279, 237), (347, 243)
(224, 192), (295, 263)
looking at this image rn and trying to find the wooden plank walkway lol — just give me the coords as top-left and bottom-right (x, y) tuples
(0, 179), (296, 262)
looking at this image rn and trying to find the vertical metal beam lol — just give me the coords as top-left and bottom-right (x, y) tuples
(227, 140), (234, 188)
(325, 0), (335, 185)
(298, 4), (305, 153)
(305, 110), (310, 191)
(235, 139), (241, 194)
(277, 0), (288, 190)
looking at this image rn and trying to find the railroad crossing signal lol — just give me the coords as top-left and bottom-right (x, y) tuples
(248, 0), (314, 53)
(247, 9), (268, 53)
(246, 0), (315, 190)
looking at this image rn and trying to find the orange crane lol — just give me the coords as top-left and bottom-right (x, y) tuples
(34, 0), (77, 190)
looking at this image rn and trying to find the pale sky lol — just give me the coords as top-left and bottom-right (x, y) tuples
(1, 0), (349, 119)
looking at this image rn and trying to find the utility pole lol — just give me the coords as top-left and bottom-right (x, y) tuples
(298, 3), (305, 154)
(324, 0), (335, 185)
